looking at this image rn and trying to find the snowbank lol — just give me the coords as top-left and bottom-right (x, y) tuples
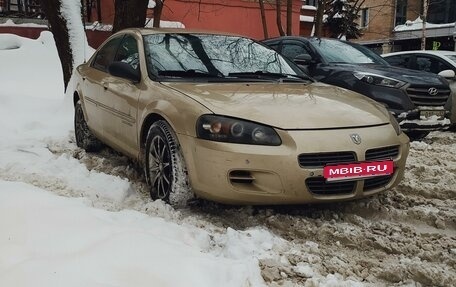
(0, 181), (264, 287)
(0, 32), (271, 287)
(394, 16), (455, 32)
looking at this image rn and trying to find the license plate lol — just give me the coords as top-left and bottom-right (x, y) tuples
(420, 110), (445, 119)
(323, 160), (394, 182)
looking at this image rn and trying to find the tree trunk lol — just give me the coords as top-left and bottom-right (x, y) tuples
(286, 0), (292, 35)
(259, 0), (268, 38)
(153, 0), (165, 27)
(314, 0), (325, 37)
(96, 0), (102, 22)
(39, 0), (72, 90)
(276, 0), (285, 36)
(112, 0), (148, 33)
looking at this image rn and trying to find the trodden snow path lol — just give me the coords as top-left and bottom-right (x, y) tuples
(1, 33), (455, 286)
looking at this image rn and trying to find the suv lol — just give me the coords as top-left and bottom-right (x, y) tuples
(262, 37), (452, 140)
(382, 50), (456, 126)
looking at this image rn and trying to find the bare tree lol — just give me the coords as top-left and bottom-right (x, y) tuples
(153, 0), (165, 27)
(112, 0), (149, 33)
(286, 0), (292, 35)
(259, 0), (269, 38)
(314, 0), (328, 37)
(39, 0), (73, 90)
(314, 0), (367, 39)
(276, 0), (285, 36)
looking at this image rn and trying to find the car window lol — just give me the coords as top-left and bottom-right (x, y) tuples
(92, 36), (123, 72)
(114, 35), (139, 70)
(416, 55), (452, 74)
(308, 38), (388, 65)
(384, 55), (412, 69)
(446, 55), (456, 64)
(281, 42), (310, 60)
(266, 42), (280, 52)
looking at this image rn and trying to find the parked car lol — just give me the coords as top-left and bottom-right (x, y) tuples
(74, 28), (409, 205)
(262, 37), (452, 140)
(382, 50), (456, 126)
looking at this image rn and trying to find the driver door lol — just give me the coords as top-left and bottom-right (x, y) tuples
(101, 34), (141, 157)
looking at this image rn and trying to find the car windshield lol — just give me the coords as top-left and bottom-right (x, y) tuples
(143, 33), (306, 81)
(308, 38), (388, 65)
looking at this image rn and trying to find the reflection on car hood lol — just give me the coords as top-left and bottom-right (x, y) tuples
(329, 63), (447, 86)
(162, 82), (390, 129)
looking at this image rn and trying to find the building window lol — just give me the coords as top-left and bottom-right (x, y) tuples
(305, 0), (317, 7)
(395, 0), (407, 26)
(428, 0), (456, 24)
(360, 8), (369, 28)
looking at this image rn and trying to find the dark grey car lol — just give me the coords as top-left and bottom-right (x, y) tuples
(262, 37), (452, 140)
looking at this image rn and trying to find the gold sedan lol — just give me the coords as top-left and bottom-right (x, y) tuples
(74, 28), (409, 205)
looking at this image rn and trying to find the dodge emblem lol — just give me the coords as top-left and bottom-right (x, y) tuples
(428, 87), (438, 96)
(350, 134), (362, 145)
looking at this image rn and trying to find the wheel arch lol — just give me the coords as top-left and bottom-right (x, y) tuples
(140, 113), (166, 152)
(73, 91), (80, 107)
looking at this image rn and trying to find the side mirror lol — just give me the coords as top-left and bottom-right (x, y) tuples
(438, 69), (456, 79)
(108, 61), (140, 83)
(294, 54), (313, 65)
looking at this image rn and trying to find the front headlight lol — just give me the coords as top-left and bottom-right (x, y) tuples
(389, 112), (402, 135)
(196, 115), (282, 146)
(353, 72), (406, 88)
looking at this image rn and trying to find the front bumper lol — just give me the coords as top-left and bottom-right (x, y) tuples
(396, 108), (451, 131)
(178, 124), (410, 205)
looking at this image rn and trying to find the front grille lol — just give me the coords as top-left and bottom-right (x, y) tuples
(305, 177), (356, 195)
(406, 86), (450, 106)
(298, 152), (356, 168)
(364, 175), (393, 191)
(365, 145), (399, 161)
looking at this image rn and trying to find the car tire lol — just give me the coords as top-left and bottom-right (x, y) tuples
(405, 131), (430, 141)
(74, 100), (103, 152)
(144, 120), (192, 206)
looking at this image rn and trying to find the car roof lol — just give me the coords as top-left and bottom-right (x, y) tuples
(117, 27), (242, 37)
(383, 50), (456, 57)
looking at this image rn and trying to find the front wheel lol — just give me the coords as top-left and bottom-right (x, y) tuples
(144, 120), (192, 206)
(74, 100), (103, 152)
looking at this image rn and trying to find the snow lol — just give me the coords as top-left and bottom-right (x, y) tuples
(0, 18), (48, 28)
(394, 16), (456, 32)
(300, 15), (315, 23)
(0, 181), (265, 287)
(0, 32), (270, 287)
(148, 0), (156, 9)
(302, 5), (317, 11)
(1, 27), (455, 287)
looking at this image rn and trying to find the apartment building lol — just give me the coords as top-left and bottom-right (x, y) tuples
(354, 0), (455, 53)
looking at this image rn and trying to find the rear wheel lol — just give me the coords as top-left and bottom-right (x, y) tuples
(74, 100), (103, 151)
(144, 120), (192, 206)
(405, 131), (430, 141)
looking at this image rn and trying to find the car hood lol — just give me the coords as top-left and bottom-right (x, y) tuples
(162, 82), (390, 129)
(328, 63), (448, 87)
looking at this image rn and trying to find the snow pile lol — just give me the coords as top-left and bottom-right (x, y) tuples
(300, 15), (315, 23)
(0, 32), (274, 286)
(0, 181), (264, 287)
(394, 16), (455, 32)
(0, 18), (48, 28)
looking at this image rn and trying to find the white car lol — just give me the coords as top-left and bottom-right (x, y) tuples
(382, 50), (456, 125)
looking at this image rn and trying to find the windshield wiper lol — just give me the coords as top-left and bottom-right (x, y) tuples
(228, 71), (310, 82)
(158, 69), (223, 78)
